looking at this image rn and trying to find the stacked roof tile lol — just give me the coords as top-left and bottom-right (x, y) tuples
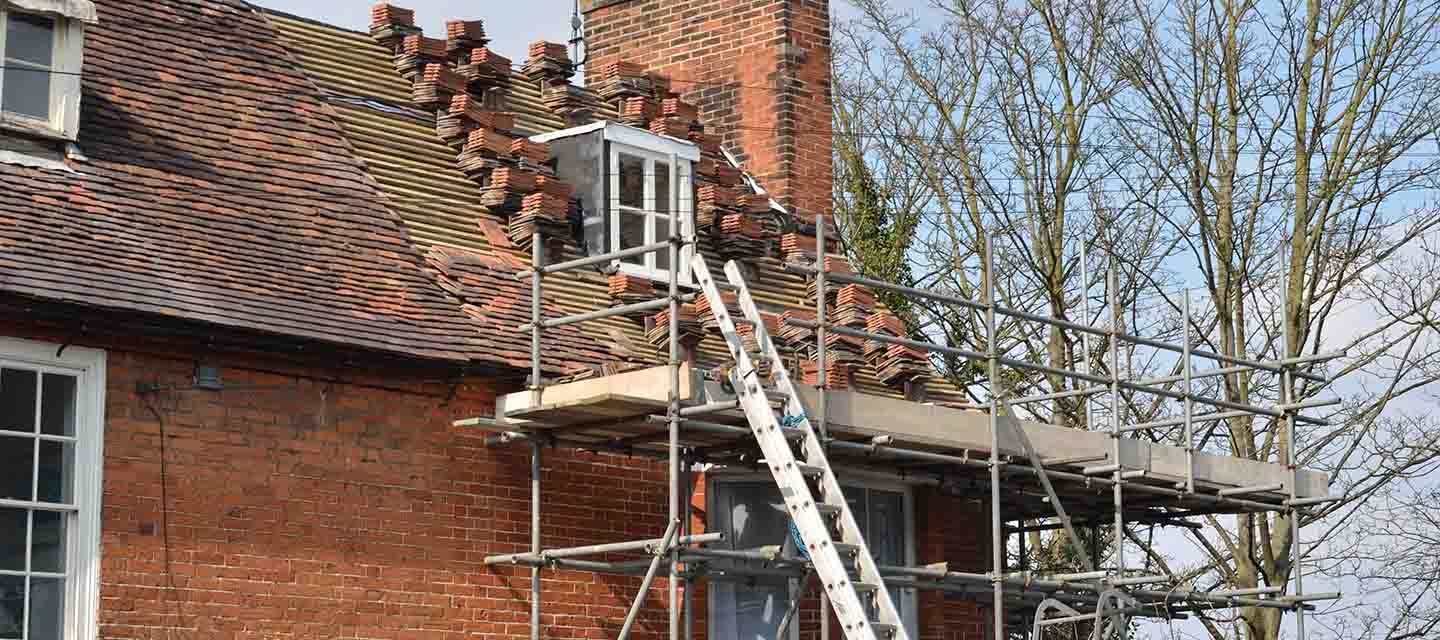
(264, 5), (968, 401)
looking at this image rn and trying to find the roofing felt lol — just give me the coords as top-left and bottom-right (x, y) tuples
(0, 0), (495, 363)
(263, 6), (969, 403)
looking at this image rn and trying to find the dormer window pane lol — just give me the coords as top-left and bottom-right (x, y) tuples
(618, 153), (644, 208)
(654, 163), (670, 215)
(654, 162), (671, 270)
(2, 12), (54, 120)
(6, 13), (51, 65)
(618, 210), (645, 265)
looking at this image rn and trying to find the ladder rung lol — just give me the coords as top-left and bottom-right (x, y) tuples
(869, 622), (898, 638)
(832, 542), (859, 557)
(815, 503), (842, 516)
(794, 463), (826, 477)
(853, 581), (881, 593)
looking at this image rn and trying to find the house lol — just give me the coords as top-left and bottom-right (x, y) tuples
(0, 1), (1328, 639)
(0, 0), (988, 637)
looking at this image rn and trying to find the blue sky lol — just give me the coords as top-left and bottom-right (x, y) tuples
(245, 0), (894, 70)
(248, 0), (580, 63)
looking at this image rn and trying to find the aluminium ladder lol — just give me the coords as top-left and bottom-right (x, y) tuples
(690, 255), (911, 640)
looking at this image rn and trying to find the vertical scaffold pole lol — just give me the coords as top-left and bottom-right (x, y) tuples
(1080, 245), (1094, 430)
(530, 439), (542, 640)
(1183, 289), (1195, 494)
(1281, 251), (1306, 640)
(985, 234), (1004, 640)
(1078, 244), (1098, 601)
(531, 232), (544, 397)
(1108, 264), (1124, 583)
(816, 214), (830, 442)
(817, 214), (831, 640)
(529, 231), (543, 640)
(667, 155), (682, 640)
(683, 459), (694, 640)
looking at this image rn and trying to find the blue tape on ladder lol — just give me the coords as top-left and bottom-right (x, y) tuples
(780, 415), (805, 429)
(788, 519), (812, 561)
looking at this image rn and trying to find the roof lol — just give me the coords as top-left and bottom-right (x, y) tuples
(262, 6), (967, 402)
(0, 0), (485, 363)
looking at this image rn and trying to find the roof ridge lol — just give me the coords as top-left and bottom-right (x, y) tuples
(249, 4), (368, 36)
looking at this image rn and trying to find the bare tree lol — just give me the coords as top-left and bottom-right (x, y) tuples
(833, 0), (1440, 638)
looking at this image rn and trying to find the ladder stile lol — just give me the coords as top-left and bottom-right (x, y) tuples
(689, 255), (911, 640)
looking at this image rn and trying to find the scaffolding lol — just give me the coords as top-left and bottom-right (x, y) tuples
(463, 206), (1343, 639)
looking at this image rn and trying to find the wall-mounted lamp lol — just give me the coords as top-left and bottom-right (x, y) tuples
(193, 363), (224, 391)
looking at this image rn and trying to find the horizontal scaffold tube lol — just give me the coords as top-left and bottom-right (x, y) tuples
(784, 262), (1330, 383)
(517, 241), (671, 278)
(533, 545), (1319, 619)
(822, 437), (1291, 513)
(484, 531), (724, 565)
(677, 546), (1306, 614)
(787, 318), (1327, 426)
(480, 417), (1293, 514)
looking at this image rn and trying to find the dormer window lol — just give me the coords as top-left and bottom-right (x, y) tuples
(534, 121), (699, 283)
(0, 2), (91, 140)
(610, 143), (694, 281)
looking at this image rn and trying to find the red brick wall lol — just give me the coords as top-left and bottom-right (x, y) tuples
(582, 0), (835, 224)
(1, 319), (990, 639)
(913, 490), (991, 640)
(93, 345), (694, 640)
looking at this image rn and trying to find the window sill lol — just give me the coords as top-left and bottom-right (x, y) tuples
(0, 113), (72, 142)
(615, 263), (695, 287)
(0, 127), (73, 172)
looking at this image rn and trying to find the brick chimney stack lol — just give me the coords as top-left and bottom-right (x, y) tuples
(580, 0), (834, 225)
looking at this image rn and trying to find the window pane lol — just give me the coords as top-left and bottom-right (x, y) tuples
(0, 574), (22, 639)
(867, 490), (910, 633)
(2, 13), (54, 121)
(0, 509), (25, 571)
(713, 483), (793, 640)
(31, 511), (63, 573)
(618, 210), (646, 265)
(0, 437), (33, 501)
(0, 369), (38, 433)
(725, 483), (787, 550)
(868, 491), (905, 566)
(654, 163), (670, 216)
(617, 154), (644, 208)
(1, 65), (51, 120)
(27, 577), (62, 640)
(844, 487), (867, 537)
(651, 216), (670, 272)
(714, 581), (788, 640)
(36, 441), (71, 504)
(39, 375), (75, 437)
(652, 162), (673, 272)
(4, 14), (54, 66)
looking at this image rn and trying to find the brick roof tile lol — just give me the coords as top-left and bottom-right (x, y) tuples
(0, 0), (483, 363)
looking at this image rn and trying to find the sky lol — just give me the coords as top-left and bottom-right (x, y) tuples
(248, 0), (580, 64)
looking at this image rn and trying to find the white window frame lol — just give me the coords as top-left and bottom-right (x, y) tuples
(705, 471), (918, 640)
(0, 7), (85, 140)
(608, 141), (695, 283)
(0, 336), (104, 640)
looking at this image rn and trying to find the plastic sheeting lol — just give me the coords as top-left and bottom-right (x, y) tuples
(3, 0), (97, 23)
